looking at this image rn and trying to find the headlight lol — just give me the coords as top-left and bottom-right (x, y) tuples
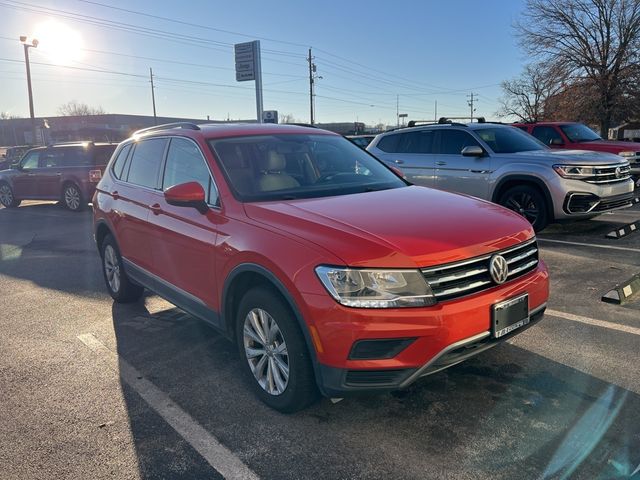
(315, 266), (436, 308)
(552, 164), (597, 179)
(619, 151), (637, 158)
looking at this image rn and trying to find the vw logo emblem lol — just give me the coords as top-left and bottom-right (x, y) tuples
(615, 166), (622, 178)
(489, 254), (509, 284)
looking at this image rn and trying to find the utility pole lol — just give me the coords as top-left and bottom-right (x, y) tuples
(308, 48), (315, 125)
(20, 36), (38, 144)
(434, 100), (438, 122)
(149, 68), (157, 125)
(467, 92), (478, 122)
(396, 95), (399, 127)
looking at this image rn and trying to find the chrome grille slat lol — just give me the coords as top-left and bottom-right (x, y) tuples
(507, 259), (538, 277)
(506, 247), (537, 264)
(422, 239), (539, 301)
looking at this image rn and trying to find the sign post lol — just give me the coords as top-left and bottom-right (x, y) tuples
(235, 40), (263, 123)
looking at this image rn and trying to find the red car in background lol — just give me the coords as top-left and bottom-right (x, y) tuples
(513, 122), (640, 183)
(93, 122), (549, 412)
(0, 142), (117, 210)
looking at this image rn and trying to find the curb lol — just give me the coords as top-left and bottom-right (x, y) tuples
(601, 273), (640, 305)
(606, 221), (639, 239)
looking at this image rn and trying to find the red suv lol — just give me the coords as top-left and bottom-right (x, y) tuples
(513, 122), (640, 183)
(93, 123), (549, 412)
(0, 142), (117, 210)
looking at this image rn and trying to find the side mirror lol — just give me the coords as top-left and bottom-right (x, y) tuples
(164, 182), (208, 214)
(549, 138), (564, 146)
(461, 145), (485, 157)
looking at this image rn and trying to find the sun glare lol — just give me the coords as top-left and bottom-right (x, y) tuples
(32, 20), (84, 65)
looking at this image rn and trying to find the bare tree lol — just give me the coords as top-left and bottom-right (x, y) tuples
(57, 101), (106, 116)
(517, 0), (640, 135)
(279, 113), (297, 124)
(0, 112), (21, 119)
(497, 64), (565, 122)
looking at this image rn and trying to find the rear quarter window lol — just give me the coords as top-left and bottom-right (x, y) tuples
(111, 144), (132, 180)
(92, 145), (117, 166)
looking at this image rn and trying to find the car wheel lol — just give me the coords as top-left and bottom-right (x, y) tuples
(236, 287), (318, 413)
(100, 234), (144, 303)
(499, 185), (549, 232)
(62, 183), (84, 211)
(0, 183), (20, 208)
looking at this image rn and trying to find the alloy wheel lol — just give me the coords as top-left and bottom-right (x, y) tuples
(243, 308), (289, 396)
(504, 192), (539, 224)
(0, 184), (13, 207)
(103, 245), (121, 293)
(64, 186), (81, 210)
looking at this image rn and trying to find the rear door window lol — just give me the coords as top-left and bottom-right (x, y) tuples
(376, 134), (400, 153)
(399, 130), (434, 153)
(125, 138), (167, 189)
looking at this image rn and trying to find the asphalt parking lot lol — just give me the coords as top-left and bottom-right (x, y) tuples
(1, 200), (639, 480)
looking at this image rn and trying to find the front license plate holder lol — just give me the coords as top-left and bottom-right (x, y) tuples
(492, 294), (529, 338)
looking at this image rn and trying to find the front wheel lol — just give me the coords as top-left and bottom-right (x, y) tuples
(499, 185), (549, 232)
(0, 183), (20, 208)
(236, 287), (318, 413)
(62, 183), (84, 211)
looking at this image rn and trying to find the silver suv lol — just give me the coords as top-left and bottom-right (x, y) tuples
(367, 121), (635, 231)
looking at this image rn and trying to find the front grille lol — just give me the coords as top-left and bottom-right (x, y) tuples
(421, 238), (539, 301)
(584, 164), (631, 184)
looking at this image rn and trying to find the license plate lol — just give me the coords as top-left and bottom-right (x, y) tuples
(492, 294), (529, 338)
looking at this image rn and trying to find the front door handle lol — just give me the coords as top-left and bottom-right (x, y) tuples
(435, 161), (447, 166)
(111, 190), (120, 200)
(150, 203), (162, 215)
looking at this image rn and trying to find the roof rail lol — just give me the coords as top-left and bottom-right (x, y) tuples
(133, 122), (201, 136)
(407, 117), (470, 128)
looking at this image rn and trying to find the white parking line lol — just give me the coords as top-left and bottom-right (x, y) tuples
(538, 238), (640, 253)
(546, 309), (640, 336)
(77, 333), (259, 480)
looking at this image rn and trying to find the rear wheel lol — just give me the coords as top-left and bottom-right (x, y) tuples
(62, 183), (84, 211)
(236, 287), (318, 412)
(499, 185), (549, 232)
(100, 234), (144, 302)
(0, 183), (20, 208)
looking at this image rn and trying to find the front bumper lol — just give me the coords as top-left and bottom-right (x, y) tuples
(306, 262), (549, 397)
(551, 177), (634, 219)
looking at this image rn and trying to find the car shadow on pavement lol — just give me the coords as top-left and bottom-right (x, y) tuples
(111, 301), (640, 480)
(0, 203), (105, 297)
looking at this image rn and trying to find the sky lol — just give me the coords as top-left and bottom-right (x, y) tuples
(0, 0), (530, 126)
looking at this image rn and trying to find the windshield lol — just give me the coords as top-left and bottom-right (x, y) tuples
(560, 123), (602, 142)
(473, 126), (548, 153)
(209, 134), (406, 202)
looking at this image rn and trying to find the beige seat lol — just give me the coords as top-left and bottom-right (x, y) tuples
(258, 151), (300, 192)
(216, 144), (255, 194)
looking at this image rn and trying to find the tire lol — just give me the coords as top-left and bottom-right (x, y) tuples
(0, 183), (20, 208)
(62, 183), (84, 211)
(236, 287), (318, 413)
(499, 185), (549, 232)
(100, 234), (144, 303)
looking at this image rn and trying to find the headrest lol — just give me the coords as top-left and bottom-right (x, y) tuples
(260, 151), (286, 171)
(217, 144), (244, 169)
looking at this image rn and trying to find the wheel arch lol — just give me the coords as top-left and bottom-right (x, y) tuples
(492, 175), (555, 219)
(94, 219), (114, 253)
(222, 263), (326, 393)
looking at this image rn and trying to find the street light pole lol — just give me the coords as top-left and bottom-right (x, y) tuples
(20, 36), (38, 145)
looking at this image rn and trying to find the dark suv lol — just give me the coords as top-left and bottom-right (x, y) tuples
(93, 122), (548, 412)
(0, 142), (117, 211)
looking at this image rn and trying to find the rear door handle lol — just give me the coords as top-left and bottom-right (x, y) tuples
(150, 203), (162, 215)
(394, 159), (404, 164)
(436, 161), (447, 166)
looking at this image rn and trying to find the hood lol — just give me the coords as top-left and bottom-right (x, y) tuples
(506, 149), (625, 165)
(243, 186), (533, 268)
(572, 139), (640, 153)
